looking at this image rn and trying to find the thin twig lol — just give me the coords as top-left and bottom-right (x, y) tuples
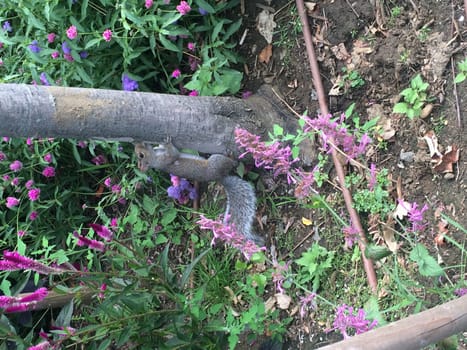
(451, 57), (463, 129)
(295, 0), (378, 292)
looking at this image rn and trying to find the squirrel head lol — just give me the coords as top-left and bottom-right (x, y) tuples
(134, 143), (151, 172)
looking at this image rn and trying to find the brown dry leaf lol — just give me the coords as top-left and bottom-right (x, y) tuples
(275, 293), (292, 310)
(264, 296), (276, 312)
(331, 43), (351, 61)
(433, 145), (459, 173)
(258, 44), (272, 64)
(434, 219), (449, 246)
(383, 216), (398, 252)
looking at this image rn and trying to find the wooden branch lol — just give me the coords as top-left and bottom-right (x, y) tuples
(0, 84), (289, 155)
(318, 295), (467, 350)
(295, 0), (377, 291)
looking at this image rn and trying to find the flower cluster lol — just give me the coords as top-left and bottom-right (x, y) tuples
(302, 114), (371, 161)
(328, 304), (377, 338)
(235, 127), (298, 181)
(0, 251), (65, 275)
(198, 215), (266, 260)
(167, 175), (197, 204)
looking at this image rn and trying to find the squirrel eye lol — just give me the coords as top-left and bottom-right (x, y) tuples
(137, 152), (145, 159)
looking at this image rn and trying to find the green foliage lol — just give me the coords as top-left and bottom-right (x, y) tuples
(349, 168), (395, 218)
(296, 243), (335, 292)
(409, 243), (445, 277)
(393, 74), (429, 119)
(0, 0), (242, 94)
(340, 67), (365, 90)
(454, 57), (467, 84)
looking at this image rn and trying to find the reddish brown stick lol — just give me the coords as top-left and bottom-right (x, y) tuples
(295, 0), (377, 291)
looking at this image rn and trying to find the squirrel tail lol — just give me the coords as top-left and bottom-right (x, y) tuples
(220, 176), (264, 246)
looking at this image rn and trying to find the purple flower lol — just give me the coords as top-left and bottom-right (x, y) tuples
(342, 224), (359, 248)
(73, 231), (105, 251)
(104, 177), (112, 187)
(66, 25), (78, 40)
(79, 51), (89, 58)
(89, 223), (113, 241)
(40, 72), (50, 86)
(2, 21), (12, 32)
(198, 7), (208, 15)
(17, 230), (26, 237)
(43, 153), (53, 163)
(454, 288), (467, 297)
(29, 211), (38, 221)
(407, 202), (429, 232)
(272, 260), (290, 294)
(6, 197), (19, 208)
(171, 69), (181, 78)
(47, 32), (56, 43)
(167, 175), (197, 204)
(198, 215), (266, 260)
(11, 177), (19, 186)
(102, 29), (112, 42)
(0, 251), (65, 274)
(111, 184), (121, 194)
(122, 74), (139, 91)
(188, 90), (199, 96)
(51, 51), (59, 59)
(176, 1), (191, 15)
(0, 151), (6, 161)
(299, 292), (317, 319)
(28, 341), (52, 350)
(62, 41), (71, 54)
(9, 160), (23, 172)
(302, 114), (371, 161)
(187, 42), (195, 51)
(368, 163), (377, 191)
(242, 91), (253, 99)
(28, 188), (41, 201)
(28, 40), (41, 53)
(0, 287), (48, 312)
(145, 0), (154, 8)
(25, 179), (34, 189)
(91, 154), (106, 165)
(42, 166), (55, 178)
(328, 304), (377, 339)
(235, 127), (298, 182)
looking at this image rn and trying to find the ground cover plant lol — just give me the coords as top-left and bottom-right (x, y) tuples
(1, 1), (467, 349)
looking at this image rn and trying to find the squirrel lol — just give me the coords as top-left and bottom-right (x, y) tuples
(135, 142), (264, 246)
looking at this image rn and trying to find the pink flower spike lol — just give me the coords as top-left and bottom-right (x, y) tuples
(89, 223), (114, 241)
(73, 232), (105, 252)
(2, 251), (64, 274)
(28, 341), (52, 350)
(66, 25), (77, 40)
(102, 29), (112, 42)
(19, 287), (48, 303)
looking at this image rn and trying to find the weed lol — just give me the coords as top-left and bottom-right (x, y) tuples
(454, 57), (467, 84)
(393, 74), (429, 119)
(340, 67), (365, 90)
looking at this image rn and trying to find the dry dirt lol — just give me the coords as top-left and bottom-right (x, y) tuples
(236, 0), (467, 348)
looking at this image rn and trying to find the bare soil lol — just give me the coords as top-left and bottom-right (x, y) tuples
(236, 1), (467, 348)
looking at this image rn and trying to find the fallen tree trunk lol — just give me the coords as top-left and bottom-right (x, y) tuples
(318, 294), (467, 350)
(0, 84), (289, 155)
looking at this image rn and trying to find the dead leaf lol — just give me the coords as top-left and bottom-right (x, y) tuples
(393, 199), (411, 220)
(264, 296), (276, 312)
(433, 145), (459, 173)
(301, 217), (313, 226)
(383, 216), (398, 252)
(256, 9), (276, 44)
(258, 44), (272, 64)
(304, 2), (317, 13)
(275, 293), (292, 310)
(331, 43), (351, 61)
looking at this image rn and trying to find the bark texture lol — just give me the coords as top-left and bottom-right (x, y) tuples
(0, 84), (289, 155)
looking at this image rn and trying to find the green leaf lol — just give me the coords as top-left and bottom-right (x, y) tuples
(180, 248), (211, 288)
(273, 124), (284, 136)
(158, 33), (181, 52)
(142, 194), (156, 215)
(393, 102), (409, 114)
(365, 244), (392, 260)
(194, 0), (216, 13)
(212, 19), (225, 42)
(55, 300), (74, 327)
(161, 208), (177, 226)
(454, 73), (466, 84)
(409, 243), (445, 277)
